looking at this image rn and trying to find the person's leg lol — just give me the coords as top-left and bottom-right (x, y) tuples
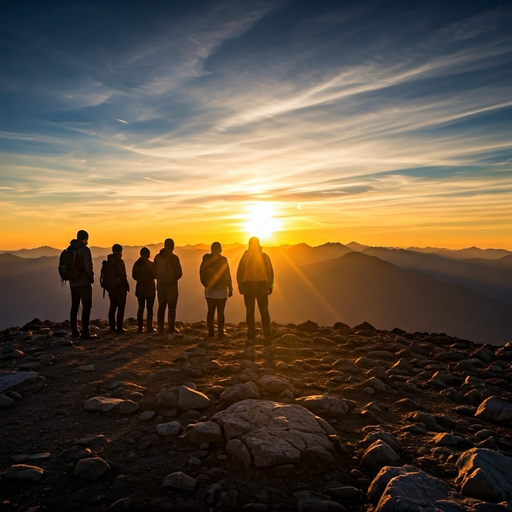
(206, 298), (216, 337)
(217, 298), (227, 338)
(256, 283), (271, 338)
(157, 288), (167, 334)
(117, 290), (127, 332)
(147, 295), (155, 332)
(137, 297), (145, 332)
(70, 287), (81, 336)
(81, 285), (93, 336)
(167, 293), (178, 333)
(243, 283), (257, 340)
(108, 291), (117, 331)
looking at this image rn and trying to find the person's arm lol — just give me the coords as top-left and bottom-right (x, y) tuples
(236, 253), (246, 294)
(172, 255), (183, 281)
(265, 254), (274, 294)
(83, 247), (94, 283)
(132, 262), (137, 281)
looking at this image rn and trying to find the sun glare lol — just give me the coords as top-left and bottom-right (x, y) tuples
(243, 203), (281, 240)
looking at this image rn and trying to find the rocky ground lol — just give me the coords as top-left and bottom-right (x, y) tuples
(1, 318), (512, 512)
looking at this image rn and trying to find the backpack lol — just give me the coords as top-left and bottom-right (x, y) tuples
(58, 247), (78, 283)
(100, 259), (120, 295)
(200, 255), (216, 288)
(155, 255), (176, 284)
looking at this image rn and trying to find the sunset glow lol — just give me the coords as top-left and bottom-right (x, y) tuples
(0, 1), (511, 250)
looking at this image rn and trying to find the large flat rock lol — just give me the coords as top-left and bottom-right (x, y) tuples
(0, 371), (39, 393)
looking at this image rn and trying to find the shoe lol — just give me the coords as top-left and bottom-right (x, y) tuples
(207, 333), (215, 338)
(168, 328), (180, 334)
(137, 327), (144, 333)
(147, 327), (155, 333)
(117, 328), (128, 334)
(109, 327), (116, 333)
(71, 331), (81, 338)
(81, 333), (98, 340)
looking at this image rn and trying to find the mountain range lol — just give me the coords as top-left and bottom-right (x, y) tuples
(0, 242), (510, 345)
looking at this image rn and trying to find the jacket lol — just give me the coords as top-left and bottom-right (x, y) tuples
(69, 239), (94, 288)
(132, 257), (155, 298)
(153, 248), (183, 290)
(236, 249), (274, 293)
(200, 253), (232, 291)
(106, 253), (130, 293)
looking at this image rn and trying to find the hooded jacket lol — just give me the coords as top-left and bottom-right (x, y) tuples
(106, 253), (130, 293)
(153, 248), (183, 290)
(236, 247), (274, 293)
(200, 253), (232, 291)
(132, 257), (155, 299)
(69, 239), (94, 288)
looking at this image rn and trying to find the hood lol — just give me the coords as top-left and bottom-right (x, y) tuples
(107, 253), (122, 262)
(158, 247), (173, 257)
(70, 239), (85, 250)
(134, 256), (149, 266)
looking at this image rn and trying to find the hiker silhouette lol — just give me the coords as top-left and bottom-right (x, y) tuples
(132, 247), (156, 333)
(67, 229), (96, 339)
(153, 238), (183, 335)
(237, 237), (274, 347)
(200, 242), (233, 339)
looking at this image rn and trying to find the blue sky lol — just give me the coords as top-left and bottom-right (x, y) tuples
(0, 0), (511, 249)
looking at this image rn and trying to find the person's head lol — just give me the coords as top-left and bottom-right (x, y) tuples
(112, 243), (123, 255)
(211, 241), (222, 255)
(140, 247), (150, 258)
(164, 238), (175, 251)
(77, 229), (89, 245)
(248, 236), (261, 251)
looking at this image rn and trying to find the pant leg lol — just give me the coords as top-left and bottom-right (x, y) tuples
(80, 285), (93, 335)
(147, 295), (155, 331)
(206, 298), (216, 336)
(243, 284), (257, 340)
(157, 288), (168, 333)
(217, 298), (227, 337)
(137, 296), (145, 329)
(167, 292), (178, 333)
(117, 290), (127, 330)
(255, 283), (271, 338)
(108, 290), (118, 329)
(70, 287), (81, 333)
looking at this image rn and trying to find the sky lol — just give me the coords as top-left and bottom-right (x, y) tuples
(0, 0), (511, 250)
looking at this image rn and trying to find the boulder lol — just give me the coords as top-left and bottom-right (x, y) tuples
(177, 386), (211, 411)
(212, 399), (338, 468)
(84, 397), (124, 412)
(119, 400), (139, 414)
(3, 464), (44, 481)
(0, 371), (39, 393)
(185, 421), (222, 445)
(218, 382), (260, 406)
(156, 421), (181, 437)
(362, 440), (401, 473)
(456, 448), (512, 502)
(475, 396), (512, 424)
(73, 457), (111, 481)
(295, 395), (348, 417)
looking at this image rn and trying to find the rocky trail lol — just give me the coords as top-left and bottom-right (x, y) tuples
(1, 318), (512, 511)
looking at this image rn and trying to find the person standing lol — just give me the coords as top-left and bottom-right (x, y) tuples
(154, 238), (183, 335)
(103, 244), (130, 333)
(237, 236), (274, 348)
(68, 229), (96, 339)
(132, 247), (156, 333)
(200, 242), (233, 339)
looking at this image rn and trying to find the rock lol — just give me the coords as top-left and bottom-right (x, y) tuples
(362, 377), (388, 393)
(368, 465), (451, 510)
(162, 471), (197, 491)
(108, 498), (133, 512)
(212, 399), (338, 468)
(185, 421), (222, 445)
(361, 440), (401, 473)
(78, 365), (96, 372)
(218, 382), (260, 406)
(0, 393), (14, 408)
(475, 396), (512, 424)
(3, 464), (44, 481)
(177, 386), (211, 411)
(156, 421), (181, 437)
(239, 368), (259, 382)
(73, 457), (111, 481)
(139, 410), (156, 421)
(276, 333), (300, 347)
(227, 439), (252, 468)
(363, 431), (402, 454)
(155, 388), (178, 408)
(456, 448), (512, 502)
(74, 434), (110, 451)
(119, 400), (139, 414)
(0, 371), (39, 393)
(256, 375), (294, 395)
(324, 486), (359, 498)
(294, 490), (346, 511)
(295, 395), (348, 417)
(84, 397), (124, 412)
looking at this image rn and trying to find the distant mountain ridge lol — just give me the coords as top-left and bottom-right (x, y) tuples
(0, 242), (511, 344)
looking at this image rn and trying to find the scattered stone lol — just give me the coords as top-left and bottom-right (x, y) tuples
(0, 393), (14, 408)
(3, 464), (44, 481)
(0, 371), (39, 393)
(78, 365), (96, 372)
(177, 386), (211, 411)
(119, 400), (139, 414)
(185, 421), (222, 445)
(162, 471), (197, 491)
(84, 397), (124, 412)
(218, 382), (260, 406)
(295, 395), (348, 417)
(156, 421), (181, 437)
(73, 457), (111, 481)
(139, 410), (156, 421)
(475, 396), (512, 424)
(361, 440), (401, 473)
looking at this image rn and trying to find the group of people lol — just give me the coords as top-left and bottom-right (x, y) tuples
(66, 230), (274, 346)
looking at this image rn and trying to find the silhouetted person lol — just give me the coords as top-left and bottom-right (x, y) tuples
(200, 242), (233, 339)
(154, 238), (183, 335)
(237, 237), (274, 347)
(132, 247), (155, 333)
(69, 229), (96, 339)
(105, 244), (130, 333)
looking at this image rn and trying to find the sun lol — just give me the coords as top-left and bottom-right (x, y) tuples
(243, 203), (281, 240)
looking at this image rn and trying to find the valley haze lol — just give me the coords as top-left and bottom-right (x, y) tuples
(1, 241), (510, 346)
